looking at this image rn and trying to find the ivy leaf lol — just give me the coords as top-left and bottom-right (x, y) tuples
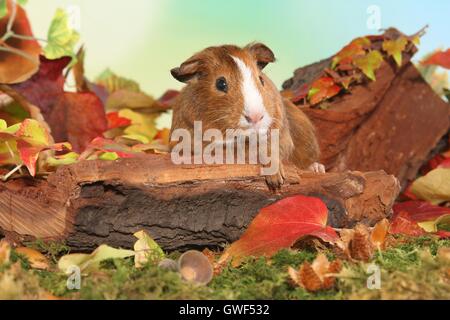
(354, 50), (383, 81)
(382, 37), (408, 67)
(44, 8), (80, 61)
(307, 77), (341, 105)
(332, 37), (370, 69)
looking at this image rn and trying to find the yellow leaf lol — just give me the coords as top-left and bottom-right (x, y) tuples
(119, 109), (158, 142)
(0, 240), (11, 266)
(354, 50), (384, 81)
(411, 168), (450, 205)
(382, 37), (408, 67)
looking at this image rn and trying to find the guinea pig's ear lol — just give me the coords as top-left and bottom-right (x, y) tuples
(171, 55), (202, 83)
(245, 43), (276, 70)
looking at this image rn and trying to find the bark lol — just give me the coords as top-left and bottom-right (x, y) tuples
(0, 155), (400, 251)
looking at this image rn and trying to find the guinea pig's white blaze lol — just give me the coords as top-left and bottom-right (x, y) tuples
(230, 56), (273, 133)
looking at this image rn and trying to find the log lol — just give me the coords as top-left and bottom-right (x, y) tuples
(283, 31), (450, 187)
(0, 155), (400, 251)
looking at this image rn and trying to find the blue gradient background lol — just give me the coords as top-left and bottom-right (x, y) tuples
(27, 0), (450, 96)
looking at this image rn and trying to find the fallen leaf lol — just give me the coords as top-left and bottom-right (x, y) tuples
(0, 0), (40, 84)
(410, 168), (450, 205)
(422, 49), (450, 69)
(95, 68), (140, 94)
(106, 90), (156, 111)
(390, 212), (426, 237)
(382, 37), (408, 67)
(354, 50), (384, 81)
(350, 224), (373, 262)
(15, 247), (49, 270)
(107, 112), (132, 130)
(220, 195), (338, 266)
(370, 218), (390, 250)
(58, 244), (135, 274)
(133, 230), (165, 268)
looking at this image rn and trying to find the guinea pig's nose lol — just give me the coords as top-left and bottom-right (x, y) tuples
(245, 113), (265, 125)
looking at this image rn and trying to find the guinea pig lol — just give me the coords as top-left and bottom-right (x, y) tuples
(169, 43), (323, 190)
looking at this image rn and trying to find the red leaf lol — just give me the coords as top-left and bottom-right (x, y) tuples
(308, 77), (341, 105)
(107, 112), (132, 130)
(221, 196), (338, 263)
(422, 49), (450, 69)
(390, 212), (426, 237)
(157, 90), (179, 108)
(10, 56), (107, 152)
(0, 0), (41, 84)
(291, 84), (310, 104)
(393, 201), (450, 223)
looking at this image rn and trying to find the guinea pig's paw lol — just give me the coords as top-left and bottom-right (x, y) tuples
(308, 162), (326, 174)
(265, 172), (285, 191)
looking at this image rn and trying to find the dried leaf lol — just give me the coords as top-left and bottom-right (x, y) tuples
(350, 224), (373, 262)
(15, 247), (49, 270)
(370, 218), (390, 250)
(411, 168), (450, 205)
(220, 195), (338, 266)
(332, 37), (370, 69)
(0, 240), (11, 265)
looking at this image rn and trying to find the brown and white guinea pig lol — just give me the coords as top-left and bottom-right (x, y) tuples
(169, 43), (323, 190)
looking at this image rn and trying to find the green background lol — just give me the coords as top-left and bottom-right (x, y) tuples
(27, 0), (450, 96)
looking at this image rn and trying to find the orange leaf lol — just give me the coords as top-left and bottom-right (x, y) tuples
(422, 49), (450, 69)
(221, 196), (338, 265)
(332, 37), (370, 69)
(308, 77), (341, 105)
(370, 218), (390, 250)
(0, 0), (41, 84)
(15, 247), (49, 270)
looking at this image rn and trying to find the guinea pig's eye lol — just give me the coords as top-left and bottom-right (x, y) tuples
(216, 77), (228, 93)
(259, 76), (265, 86)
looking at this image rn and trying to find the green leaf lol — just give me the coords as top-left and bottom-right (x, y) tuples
(17, 0), (27, 6)
(96, 69), (141, 94)
(354, 50), (384, 81)
(44, 8), (80, 60)
(98, 151), (119, 161)
(418, 214), (450, 233)
(45, 152), (79, 167)
(134, 230), (165, 268)
(0, 0), (7, 20)
(58, 244), (135, 274)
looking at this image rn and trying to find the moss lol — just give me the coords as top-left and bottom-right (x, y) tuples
(2, 237), (450, 300)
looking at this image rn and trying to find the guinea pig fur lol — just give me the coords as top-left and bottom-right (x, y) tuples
(170, 43), (321, 189)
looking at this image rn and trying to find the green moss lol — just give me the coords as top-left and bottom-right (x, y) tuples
(2, 237), (450, 300)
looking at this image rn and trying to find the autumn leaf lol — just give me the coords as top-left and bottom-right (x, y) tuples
(332, 37), (370, 69)
(0, 240), (11, 265)
(0, 0), (40, 84)
(410, 168), (450, 205)
(390, 212), (427, 237)
(354, 50), (383, 81)
(10, 56), (108, 152)
(58, 244), (135, 274)
(107, 112), (132, 130)
(106, 90), (156, 111)
(382, 37), (408, 67)
(219, 196), (338, 266)
(133, 230), (165, 268)
(79, 137), (141, 161)
(422, 49), (450, 69)
(307, 77), (341, 106)
(44, 8), (80, 61)
(15, 247), (49, 270)
(95, 69), (141, 94)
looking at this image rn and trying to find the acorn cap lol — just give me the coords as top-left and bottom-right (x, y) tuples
(178, 250), (213, 285)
